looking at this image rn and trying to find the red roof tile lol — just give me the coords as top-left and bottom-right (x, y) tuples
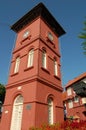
(66, 72), (86, 88)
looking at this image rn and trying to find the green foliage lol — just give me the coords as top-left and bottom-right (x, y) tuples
(0, 84), (6, 104)
(29, 120), (86, 130)
(79, 18), (86, 55)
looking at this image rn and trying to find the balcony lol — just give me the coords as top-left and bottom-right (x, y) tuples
(72, 81), (86, 97)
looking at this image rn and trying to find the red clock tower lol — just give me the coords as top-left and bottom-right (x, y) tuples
(0, 3), (65, 130)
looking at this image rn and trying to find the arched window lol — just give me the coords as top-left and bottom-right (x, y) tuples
(27, 49), (34, 67)
(42, 49), (47, 69)
(54, 58), (58, 76)
(48, 97), (54, 124)
(14, 57), (20, 73)
(10, 95), (23, 130)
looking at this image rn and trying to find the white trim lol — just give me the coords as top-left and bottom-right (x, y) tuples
(10, 95), (23, 130)
(48, 98), (54, 124)
(14, 57), (20, 73)
(54, 59), (58, 76)
(67, 87), (72, 96)
(27, 49), (34, 67)
(68, 100), (73, 108)
(42, 50), (47, 69)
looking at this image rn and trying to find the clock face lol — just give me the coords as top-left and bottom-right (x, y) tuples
(48, 32), (53, 41)
(23, 30), (30, 38)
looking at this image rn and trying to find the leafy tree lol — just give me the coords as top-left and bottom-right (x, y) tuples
(0, 84), (6, 104)
(79, 19), (86, 55)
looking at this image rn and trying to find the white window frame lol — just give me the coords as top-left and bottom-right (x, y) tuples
(27, 49), (34, 67)
(48, 98), (54, 125)
(67, 87), (72, 96)
(14, 57), (20, 73)
(42, 49), (47, 69)
(54, 59), (58, 76)
(10, 95), (23, 130)
(68, 100), (73, 108)
(82, 97), (86, 104)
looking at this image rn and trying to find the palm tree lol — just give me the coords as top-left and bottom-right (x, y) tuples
(0, 84), (6, 104)
(79, 18), (86, 55)
(0, 84), (6, 116)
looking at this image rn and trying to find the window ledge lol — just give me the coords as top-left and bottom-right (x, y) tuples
(21, 35), (31, 44)
(11, 72), (19, 77)
(69, 107), (73, 109)
(24, 66), (34, 71)
(54, 75), (60, 80)
(41, 67), (50, 74)
(74, 101), (79, 103)
(46, 37), (54, 45)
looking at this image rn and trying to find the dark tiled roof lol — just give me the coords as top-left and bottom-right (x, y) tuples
(11, 2), (65, 37)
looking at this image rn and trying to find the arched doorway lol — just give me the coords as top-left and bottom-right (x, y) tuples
(10, 95), (23, 130)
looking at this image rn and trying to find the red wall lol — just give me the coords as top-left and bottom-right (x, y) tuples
(0, 17), (63, 130)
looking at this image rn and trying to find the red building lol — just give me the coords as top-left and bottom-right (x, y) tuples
(0, 3), (65, 130)
(63, 72), (86, 121)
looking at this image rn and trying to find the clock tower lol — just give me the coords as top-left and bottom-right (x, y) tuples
(0, 3), (65, 130)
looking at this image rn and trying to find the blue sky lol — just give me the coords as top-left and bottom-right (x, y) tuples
(0, 0), (86, 87)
